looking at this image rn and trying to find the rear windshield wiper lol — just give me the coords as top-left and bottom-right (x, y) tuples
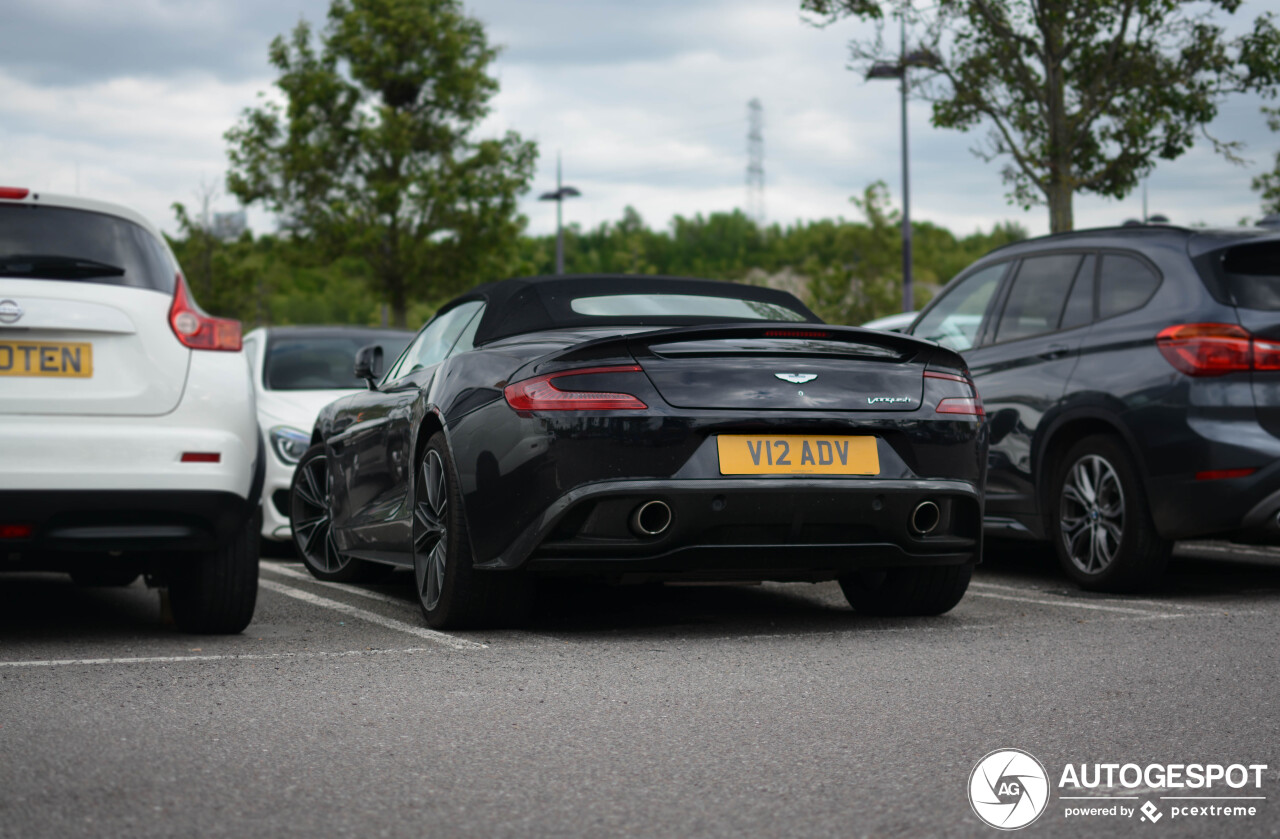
(0, 254), (126, 280)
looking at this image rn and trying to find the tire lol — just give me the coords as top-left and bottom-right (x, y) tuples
(168, 510), (259, 634)
(290, 444), (391, 583)
(838, 564), (972, 616)
(1049, 434), (1170, 592)
(413, 432), (533, 629)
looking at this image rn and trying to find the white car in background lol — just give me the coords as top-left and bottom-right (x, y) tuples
(242, 326), (412, 549)
(0, 187), (261, 633)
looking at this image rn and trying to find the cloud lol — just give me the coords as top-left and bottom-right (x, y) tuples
(0, 0), (1275, 252)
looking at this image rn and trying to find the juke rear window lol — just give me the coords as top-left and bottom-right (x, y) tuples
(0, 204), (175, 293)
(1223, 242), (1280, 311)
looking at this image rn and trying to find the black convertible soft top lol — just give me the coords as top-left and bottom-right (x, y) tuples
(442, 274), (822, 345)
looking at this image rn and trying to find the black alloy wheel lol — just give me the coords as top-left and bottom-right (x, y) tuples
(291, 444), (387, 583)
(414, 447), (450, 613)
(413, 432), (534, 629)
(1050, 434), (1170, 592)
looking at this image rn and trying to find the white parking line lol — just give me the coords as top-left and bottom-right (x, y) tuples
(1179, 543), (1280, 560)
(259, 578), (487, 650)
(970, 581), (1223, 614)
(967, 589), (1172, 616)
(261, 562), (412, 609)
(967, 581), (1208, 614)
(0, 647), (446, 669)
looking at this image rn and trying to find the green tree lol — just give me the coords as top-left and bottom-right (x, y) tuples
(802, 183), (906, 324)
(1255, 107), (1280, 215)
(225, 0), (537, 326)
(168, 202), (257, 322)
(803, 0), (1280, 232)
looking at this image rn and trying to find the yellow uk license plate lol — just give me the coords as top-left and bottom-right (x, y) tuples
(717, 435), (879, 475)
(0, 340), (93, 377)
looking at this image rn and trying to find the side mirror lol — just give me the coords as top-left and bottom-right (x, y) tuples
(353, 344), (384, 390)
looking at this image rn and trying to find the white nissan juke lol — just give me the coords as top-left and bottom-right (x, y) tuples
(0, 187), (261, 633)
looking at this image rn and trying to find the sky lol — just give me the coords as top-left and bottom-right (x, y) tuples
(2, 0), (1279, 243)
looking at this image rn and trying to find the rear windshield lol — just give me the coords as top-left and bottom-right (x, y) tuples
(569, 293), (807, 322)
(265, 333), (413, 391)
(0, 204), (175, 292)
(1223, 242), (1280, 310)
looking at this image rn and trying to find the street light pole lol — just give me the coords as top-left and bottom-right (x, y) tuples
(869, 17), (935, 314)
(555, 154), (565, 274)
(898, 16), (912, 315)
(538, 151), (581, 275)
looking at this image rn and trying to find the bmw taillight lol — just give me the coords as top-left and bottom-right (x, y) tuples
(504, 366), (648, 411)
(169, 273), (242, 351)
(925, 369), (984, 417)
(0, 186), (30, 200)
(1153, 323), (1280, 376)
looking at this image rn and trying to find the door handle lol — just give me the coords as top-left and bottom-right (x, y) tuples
(1038, 344), (1070, 361)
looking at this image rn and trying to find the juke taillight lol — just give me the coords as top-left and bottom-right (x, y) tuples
(169, 273), (242, 351)
(504, 366), (648, 411)
(1156, 323), (1280, 376)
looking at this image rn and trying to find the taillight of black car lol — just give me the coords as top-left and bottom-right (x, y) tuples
(504, 365), (649, 411)
(925, 370), (984, 417)
(1155, 323), (1280, 376)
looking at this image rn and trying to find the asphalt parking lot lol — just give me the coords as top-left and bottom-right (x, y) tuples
(1, 541), (1278, 838)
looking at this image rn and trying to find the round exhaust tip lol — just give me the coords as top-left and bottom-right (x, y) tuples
(911, 500), (941, 535)
(631, 500), (672, 537)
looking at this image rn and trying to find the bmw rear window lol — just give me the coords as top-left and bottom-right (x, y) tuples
(1223, 242), (1280, 310)
(0, 204), (175, 293)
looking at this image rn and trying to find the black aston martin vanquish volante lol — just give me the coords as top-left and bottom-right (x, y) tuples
(291, 275), (987, 628)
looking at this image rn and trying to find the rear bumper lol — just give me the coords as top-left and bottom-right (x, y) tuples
(0, 489), (257, 554)
(0, 414), (256, 496)
(481, 477), (982, 580)
(1144, 418), (1280, 542)
(0, 348), (258, 496)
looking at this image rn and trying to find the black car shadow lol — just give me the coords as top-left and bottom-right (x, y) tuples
(0, 572), (166, 641)
(357, 567), (966, 638)
(523, 578), (981, 638)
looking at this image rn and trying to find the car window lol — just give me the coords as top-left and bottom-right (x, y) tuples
(1058, 254), (1096, 331)
(1221, 242), (1280, 310)
(912, 262), (1007, 351)
(1098, 253), (1161, 319)
(0, 204), (176, 292)
(387, 300), (484, 381)
(265, 332), (412, 390)
(449, 304), (485, 357)
(569, 294), (807, 322)
(995, 254), (1082, 343)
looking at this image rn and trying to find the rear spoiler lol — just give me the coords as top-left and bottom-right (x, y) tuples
(526, 322), (969, 378)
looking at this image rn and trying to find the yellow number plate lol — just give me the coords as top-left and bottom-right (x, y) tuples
(717, 435), (879, 475)
(0, 341), (93, 377)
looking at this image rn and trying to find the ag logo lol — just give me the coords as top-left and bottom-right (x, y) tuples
(968, 748), (1050, 830)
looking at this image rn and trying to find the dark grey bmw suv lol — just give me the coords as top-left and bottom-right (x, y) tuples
(909, 221), (1280, 591)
